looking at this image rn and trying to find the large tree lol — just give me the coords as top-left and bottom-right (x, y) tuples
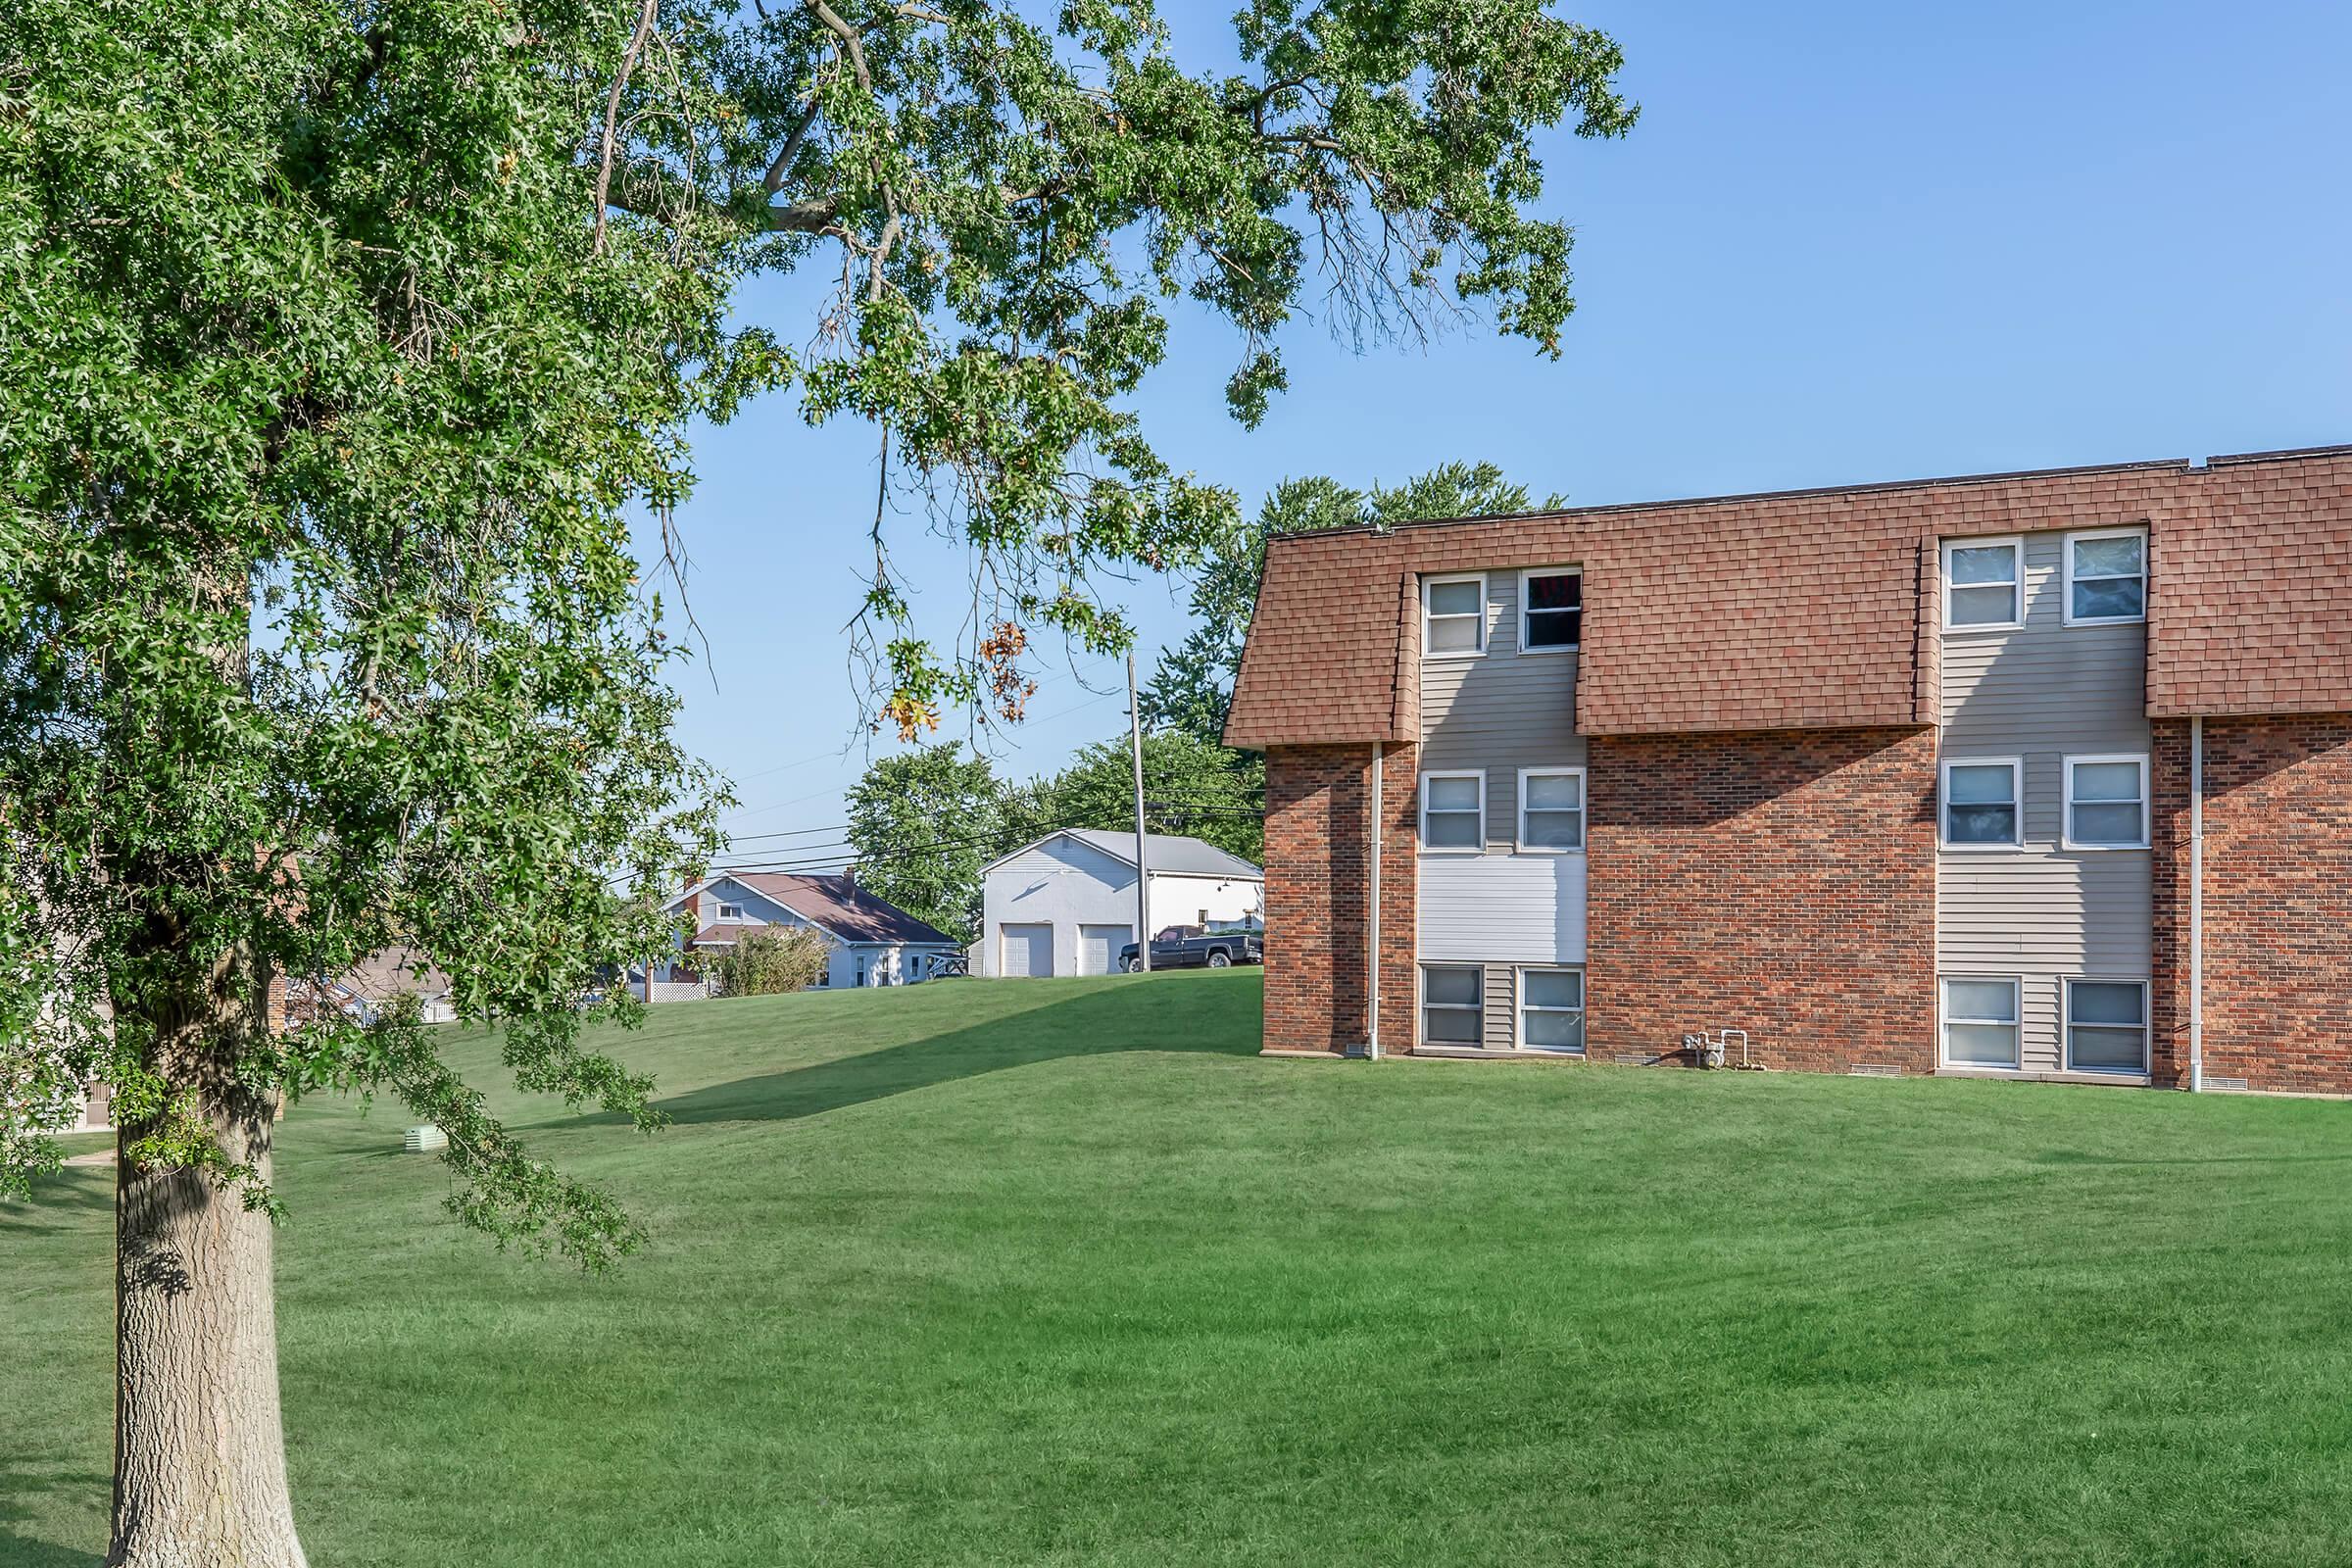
(1, 0), (1630, 1560)
(842, 741), (1007, 940)
(1144, 462), (1564, 743)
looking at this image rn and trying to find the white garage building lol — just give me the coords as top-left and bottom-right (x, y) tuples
(975, 829), (1264, 977)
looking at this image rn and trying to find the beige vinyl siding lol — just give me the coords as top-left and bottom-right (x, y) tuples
(1483, 966), (1516, 1051)
(1936, 530), (2151, 1073)
(1416, 568), (1589, 973)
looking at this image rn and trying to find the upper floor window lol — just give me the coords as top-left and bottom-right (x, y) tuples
(1943, 537), (2022, 629)
(1517, 767), (1586, 852)
(1422, 574), (1487, 658)
(1420, 771), (1485, 851)
(2064, 528), (2146, 625)
(2064, 755), (2149, 849)
(716, 902), (745, 921)
(1941, 758), (2021, 848)
(1520, 568), (1582, 652)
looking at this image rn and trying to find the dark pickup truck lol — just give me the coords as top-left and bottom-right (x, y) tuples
(1119, 925), (1263, 971)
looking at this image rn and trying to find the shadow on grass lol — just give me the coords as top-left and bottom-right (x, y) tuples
(0, 1169), (114, 1239)
(0, 1466), (107, 1568)
(653, 979), (1258, 1127)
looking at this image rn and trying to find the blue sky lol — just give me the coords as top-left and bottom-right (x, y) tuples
(641, 0), (2352, 865)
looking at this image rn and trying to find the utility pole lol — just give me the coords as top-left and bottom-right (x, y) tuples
(1128, 650), (1152, 972)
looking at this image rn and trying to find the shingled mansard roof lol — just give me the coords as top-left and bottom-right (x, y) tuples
(1223, 445), (2352, 746)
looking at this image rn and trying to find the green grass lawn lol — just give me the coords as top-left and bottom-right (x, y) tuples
(8, 970), (2352, 1566)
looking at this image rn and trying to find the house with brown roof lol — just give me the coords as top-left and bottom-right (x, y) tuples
(649, 871), (963, 996)
(1226, 443), (2352, 1093)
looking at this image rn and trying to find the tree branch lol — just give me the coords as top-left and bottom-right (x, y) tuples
(592, 0), (662, 256)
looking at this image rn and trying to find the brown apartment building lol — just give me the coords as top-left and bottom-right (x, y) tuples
(1225, 445), (2352, 1093)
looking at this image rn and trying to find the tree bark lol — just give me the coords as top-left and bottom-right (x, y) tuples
(107, 946), (308, 1568)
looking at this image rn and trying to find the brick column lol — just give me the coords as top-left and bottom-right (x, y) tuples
(2148, 718), (2194, 1087)
(1262, 742), (1417, 1054)
(1585, 726), (1938, 1072)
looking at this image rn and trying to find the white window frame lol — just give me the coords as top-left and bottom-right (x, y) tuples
(1419, 769), (1487, 855)
(1938, 757), (2024, 851)
(2063, 976), (2151, 1075)
(1941, 535), (2024, 631)
(2062, 526), (2148, 628)
(1938, 974), (2023, 1070)
(1421, 572), (1489, 660)
(1418, 963), (1485, 1048)
(1517, 566), (1582, 655)
(2061, 754), (2150, 851)
(1515, 766), (1587, 854)
(1515, 965), (1587, 1054)
(716, 902), (745, 921)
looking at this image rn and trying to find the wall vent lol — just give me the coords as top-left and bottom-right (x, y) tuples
(1846, 1063), (1903, 1078)
(2205, 1076), (2249, 1093)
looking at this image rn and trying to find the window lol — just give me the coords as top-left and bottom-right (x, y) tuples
(1940, 758), (2022, 848)
(1941, 976), (2021, 1068)
(2064, 755), (2149, 849)
(1420, 771), (1486, 852)
(1422, 574), (1487, 657)
(1517, 767), (1586, 852)
(2065, 528), (2146, 625)
(1421, 965), (1484, 1046)
(1520, 568), (1582, 652)
(1943, 537), (2022, 628)
(1518, 968), (1586, 1054)
(716, 902), (745, 921)
(2066, 979), (2149, 1074)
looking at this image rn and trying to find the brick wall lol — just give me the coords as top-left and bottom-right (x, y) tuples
(2152, 715), (2352, 1093)
(1585, 728), (1939, 1071)
(1262, 743), (1416, 1054)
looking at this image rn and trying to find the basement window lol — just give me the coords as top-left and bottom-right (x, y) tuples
(2064, 756), (2149, 849)
(2064, 528), (2146, 625)
(1423, 574), (1488, 657)
(2065, 979), (2149, 1074)
(1941, 976), (2021, 1068)
(1943, 537), (2023, 628)
(1421, 965), (1484, 1046)
(1518, 967), (1586, 1054)
(1940, 759), (2022, 848)
(1520, 568), (1582, 651)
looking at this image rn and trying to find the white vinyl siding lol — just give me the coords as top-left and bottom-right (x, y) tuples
(1517, 967), (1586, 1054)
(1941, 976), (2022, 1068)
(1420, 964), (1484, 1046)
(1936, 529), (2153, 1074)
(2063, 528), (2147, 626)
(1420, 771), (1486, 853)
(2063, 755), (2149, 850)
(2065, 979), (2149, 1074)
(1422, 574), (1488, 658)
(1943, 536), (2023, 629)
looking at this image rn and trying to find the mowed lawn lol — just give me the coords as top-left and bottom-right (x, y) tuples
(8, 973), (2352, 1566)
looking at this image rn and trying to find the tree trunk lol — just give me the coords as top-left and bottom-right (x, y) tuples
(107, 950), (308, 1568)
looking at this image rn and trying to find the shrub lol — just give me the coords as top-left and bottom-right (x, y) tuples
(711, 927), (830, 997)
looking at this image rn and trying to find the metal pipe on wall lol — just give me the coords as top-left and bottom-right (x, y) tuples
(2190, 715), (2204, 1092)
(1367, 742), (1382, 1059)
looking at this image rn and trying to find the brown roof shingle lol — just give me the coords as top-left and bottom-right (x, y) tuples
(1223, 446), (2352, 744)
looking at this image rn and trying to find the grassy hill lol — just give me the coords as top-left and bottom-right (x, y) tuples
(8, 970), (2352, 1566)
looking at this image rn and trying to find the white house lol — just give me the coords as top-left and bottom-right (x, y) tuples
(975, 829), (1264, 978)
(649, 870), (963, 997)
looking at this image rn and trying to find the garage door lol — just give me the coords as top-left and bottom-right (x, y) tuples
(1078, 924), (1130, 976)
(1000, 923), (1054, 978)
